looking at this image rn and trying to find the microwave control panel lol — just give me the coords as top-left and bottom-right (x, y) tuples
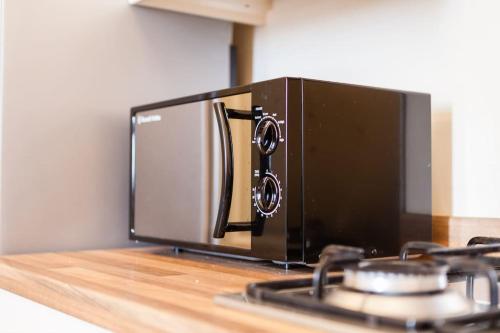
(251, 107), (285, 218)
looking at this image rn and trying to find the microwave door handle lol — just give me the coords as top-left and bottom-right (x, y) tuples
(212, 102), (233, 238)
(212, 102), (253, 238)
(225, 108), (254, 120)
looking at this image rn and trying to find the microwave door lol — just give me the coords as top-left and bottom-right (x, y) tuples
(132, 94), (252, 250)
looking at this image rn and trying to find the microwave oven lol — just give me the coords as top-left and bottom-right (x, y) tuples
(130, 77), (432, 264)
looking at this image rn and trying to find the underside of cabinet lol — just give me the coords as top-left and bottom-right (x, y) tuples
(129, 0), (272, 26)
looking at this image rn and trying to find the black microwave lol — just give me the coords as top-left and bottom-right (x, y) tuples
(130, 77), (432, 264)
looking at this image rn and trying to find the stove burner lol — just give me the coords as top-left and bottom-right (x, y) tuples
(239, 237), (500, 332)
(325, 287), (473, 321)
(343, 261), (448, 294)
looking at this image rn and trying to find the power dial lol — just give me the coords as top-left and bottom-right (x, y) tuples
(254, 116), (281, 155)
(253, 172), (282, 217)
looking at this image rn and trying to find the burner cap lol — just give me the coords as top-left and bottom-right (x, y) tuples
(326, 288), (473, 321)
(343, 261), (448, 294)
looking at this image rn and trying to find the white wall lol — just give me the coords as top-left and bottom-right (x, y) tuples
(0, 0), (231, 254)
(253, 0), (500, 218)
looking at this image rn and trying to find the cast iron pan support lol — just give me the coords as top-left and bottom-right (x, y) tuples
(465, 236), (500, 299)
(399, 241), (444, 261)
(468, 237), (500, 246)
(312, 245), (364, 299)
(401, 239), (500, 306)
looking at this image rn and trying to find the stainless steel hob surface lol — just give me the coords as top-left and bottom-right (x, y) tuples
(215, 237), (500, 333)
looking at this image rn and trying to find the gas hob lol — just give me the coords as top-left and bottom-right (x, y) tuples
(215, 237), (500, 332)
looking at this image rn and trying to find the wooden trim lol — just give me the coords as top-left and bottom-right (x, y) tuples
(432, 215), (450, 246)
(232, 23), (254, 86)
(432, 216), (500, 247)
(129, 0), (273, 26)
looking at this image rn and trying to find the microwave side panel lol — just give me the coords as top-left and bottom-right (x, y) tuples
(301, 80), (415, 262)
(398, 92), (432, 246)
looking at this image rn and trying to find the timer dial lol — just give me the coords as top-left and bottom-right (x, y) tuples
(255, 117), (280, 155)
(254, 173), (281, 216)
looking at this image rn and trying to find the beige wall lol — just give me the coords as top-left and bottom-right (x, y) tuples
(0, 0), (231, 253)
(253, 0), (500, 218)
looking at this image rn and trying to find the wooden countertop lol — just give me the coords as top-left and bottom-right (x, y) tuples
(0, 216), (495, 332)
(0, 247), (319, 333)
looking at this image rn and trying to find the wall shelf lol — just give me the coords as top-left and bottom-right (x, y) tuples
(129, 0), (272, 26)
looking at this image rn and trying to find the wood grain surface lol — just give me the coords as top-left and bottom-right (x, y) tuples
(1, 217), (498, 332)
(433, 216), (500, 247)
(0, 247), (317, 333)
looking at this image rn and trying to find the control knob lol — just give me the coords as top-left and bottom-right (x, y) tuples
(254, 117), (280, 155)
(254, 173), (281, 216)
